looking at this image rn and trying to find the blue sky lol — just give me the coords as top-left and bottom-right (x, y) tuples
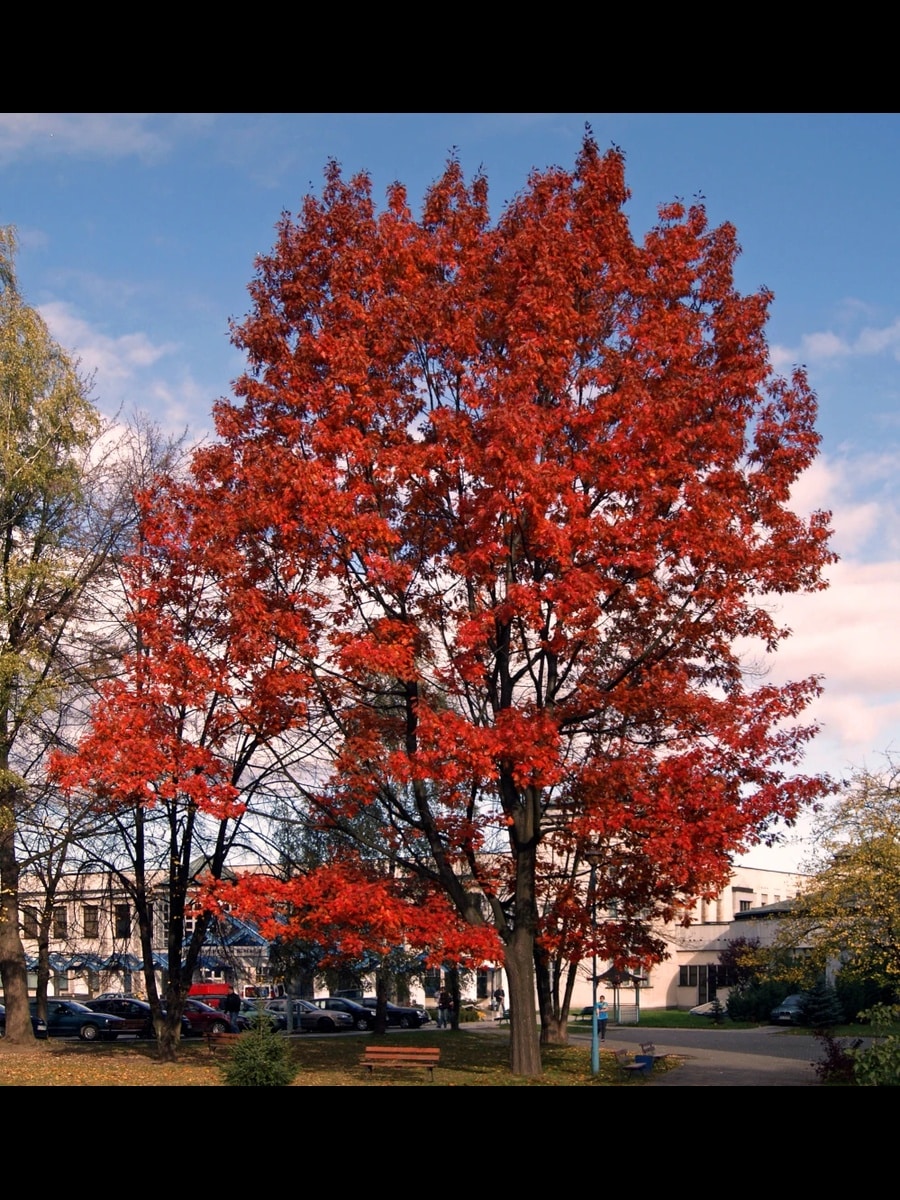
(3, 113), (898, 872)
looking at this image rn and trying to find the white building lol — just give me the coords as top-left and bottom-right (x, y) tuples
(14, 863), (807, 1017)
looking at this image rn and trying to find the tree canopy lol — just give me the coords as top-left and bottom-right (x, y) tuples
(777, 765), (900, 994)
(55, 134), (835, 1075)
(0, 227), (183, 1044)
(0, 226), (120, 1041)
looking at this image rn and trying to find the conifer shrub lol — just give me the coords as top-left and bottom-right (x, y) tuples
(219, 1015), (296, 1087)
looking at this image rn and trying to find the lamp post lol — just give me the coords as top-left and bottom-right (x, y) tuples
(585, 850), (602, 1076)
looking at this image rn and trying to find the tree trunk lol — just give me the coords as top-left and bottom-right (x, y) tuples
(156, 1004), (182, 1063)
(535, 943), (569, 1046)
(372, 969), (389, 1035)
(503, 792), (543, 1076)
(505, 926), (542, 1076)
(34, 910), (52, 1022)
(0, 796), (35, 1045)
(447, 965), (461, 1032)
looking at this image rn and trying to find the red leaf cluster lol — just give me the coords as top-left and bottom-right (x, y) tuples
(205, 863), (502, 968)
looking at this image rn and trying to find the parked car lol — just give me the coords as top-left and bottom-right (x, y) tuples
(181, 998), (243, 1035)
(32, 998), (129, 1041)
(0, 1003), (48, 1039)
(85, 996), (156, 1037)
(265, 997), (355, 1032)
(361, 998), (431, 1028)
(238, 998), (275, 1025)
(85, 996), (192, 1038)
(770, 994), (808, 1025)
(689, 999), (727, 1018)
(312, 996), (377, 1030)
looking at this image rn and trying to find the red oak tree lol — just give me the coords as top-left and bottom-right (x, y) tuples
(111, 134), (834, 1075)
(51, 480), (317, 1060)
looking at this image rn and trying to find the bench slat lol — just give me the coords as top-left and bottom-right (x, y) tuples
(361, 1045), (440, 1080)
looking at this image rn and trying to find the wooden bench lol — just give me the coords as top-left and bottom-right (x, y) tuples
(640, 1041), (674, 1071)
(206, 1030), (242, 1056)
(615, 1048), (652, 1079)
(361, 1044), (441, 1081)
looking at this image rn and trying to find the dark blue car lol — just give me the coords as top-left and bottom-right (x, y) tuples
(30, 998), (128, 1041)
(0, 1002), (48, 1039)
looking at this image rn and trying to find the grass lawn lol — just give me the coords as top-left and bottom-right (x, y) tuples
(578, 1008), (888, 1038)
(616, 1008), (758, 1031)
(566, 1008), (753, 1033)
(0, 1028), (664, 1086)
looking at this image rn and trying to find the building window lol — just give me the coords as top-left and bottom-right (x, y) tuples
(53, 907), (68, 939)
(423, 968), (441, 997)
(83, 906), (99, 938)
(115, 904), (131, 939)
(155, 897), (170, 942)
(739, 900), (752, 912)
(23, 907), (39, 938)
(679, 963), (718, 1002)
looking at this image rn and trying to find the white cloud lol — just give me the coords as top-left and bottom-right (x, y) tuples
(0, 113), (217, 165)
(771, 561), (900, 694)
(36, 300), (199, 432)
(39, 301), (176, 381)
(789, 453), (900, 559)
(748, 449), (900, 798)
(771, 315), (900, 369)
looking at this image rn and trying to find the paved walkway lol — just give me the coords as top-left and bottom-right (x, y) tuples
(471, 1018), (827, 1085)
(578, 1025), (824, 1086)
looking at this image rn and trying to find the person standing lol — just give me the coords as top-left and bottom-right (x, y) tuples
(437, 988), (453, 1029)
(596, 994), (609, 1042)
(221, 986), (242, 1032)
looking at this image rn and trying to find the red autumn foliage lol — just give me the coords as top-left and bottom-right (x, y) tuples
(49, 479), (316, 1059)
(207, 863), (501, 969)
(60, 132), (835, 1075)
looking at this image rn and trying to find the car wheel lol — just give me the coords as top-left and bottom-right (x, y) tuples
(354, 1016), (369, 1031)
(211, 1020), (228, 1034)
(80, 1023), (100, 1041)
(399, 1016), (411, 1028)
(317, 1016), (334, 1032)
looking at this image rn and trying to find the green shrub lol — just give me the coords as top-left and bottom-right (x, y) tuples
(812, 1030), (863, 1084)
(219, 1020), (297, 1087)
(836, 977), (894, 1019)
(726, 980), (795, 1023)
(853, 1003), (900, 1087)
(804, 980), (845, 1029)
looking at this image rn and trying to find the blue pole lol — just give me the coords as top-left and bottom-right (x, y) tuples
(590, 862), (599, 1076)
